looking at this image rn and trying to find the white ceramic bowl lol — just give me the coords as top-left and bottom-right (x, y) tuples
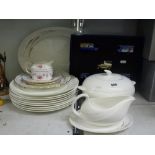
(78, 70), (136, 98)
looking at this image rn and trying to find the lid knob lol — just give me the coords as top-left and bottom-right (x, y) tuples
(104, 70), (112, 75)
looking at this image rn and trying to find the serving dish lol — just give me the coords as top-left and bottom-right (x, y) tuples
(72, 93), (135, 125)
(78, 70), (136, 97)
(18, 27), (73, 73)
(10, 76), (79, 96)
(69, 113), (133, 134)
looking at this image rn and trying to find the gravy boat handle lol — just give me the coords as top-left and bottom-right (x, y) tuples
(72, 93), (89, 117)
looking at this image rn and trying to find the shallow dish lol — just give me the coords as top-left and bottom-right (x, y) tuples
(10, 94), (76, 106)
(14, 72), (71, 89)
(12, 100), (73, 112)
(9, 88), (76, 101)
(69, 113), (133, 134)
(11, 97), (74, 108)
(18, 27), (73, 73)
(22, 74), (61, 84)
(10, 76), (79, 96)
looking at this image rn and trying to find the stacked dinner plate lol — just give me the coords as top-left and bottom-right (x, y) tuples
(9, 72), (79, 112)
(9, 27), (79, 112)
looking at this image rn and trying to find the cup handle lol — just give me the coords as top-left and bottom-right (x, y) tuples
(25, 61), (33, 75)
(72, 93), (89, 117)
(25, 67), (31, 75)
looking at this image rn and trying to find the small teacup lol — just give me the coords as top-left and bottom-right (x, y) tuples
(26, 61), (53, 81)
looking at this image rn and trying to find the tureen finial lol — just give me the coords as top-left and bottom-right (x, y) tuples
(104, 70), (112, 75)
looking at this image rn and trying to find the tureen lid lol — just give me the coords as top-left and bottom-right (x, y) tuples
(81, 70), (135, 93)
(94, 70), (122, 81)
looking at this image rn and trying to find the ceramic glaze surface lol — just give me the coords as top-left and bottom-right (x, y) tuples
(69, 113), (133, 133)
(18, 27), (73, 73)
(72, 94), (135, 125)
(26, 60), (54, 81)
(78, 70), (136, 97)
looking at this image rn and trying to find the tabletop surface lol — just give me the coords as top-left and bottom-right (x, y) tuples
(1, 93), (155, 135)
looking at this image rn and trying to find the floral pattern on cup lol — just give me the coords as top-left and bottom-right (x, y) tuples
(26, 61), (53, 81)
(31, 71), (53, 81)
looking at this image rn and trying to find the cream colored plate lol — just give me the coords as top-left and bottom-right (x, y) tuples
(15, 74), (71, 90)
(69, 113), (133, 134)
(18, 27), (74, 73)
(9, 76), (79, 96)
(10, 96), (75, 107)
(9, 88), (76, 101)
(22, 74), (61, 84)
(12, 100), (73, 112)
(9, 93), (76, 105)
(9, 90), (76, 102)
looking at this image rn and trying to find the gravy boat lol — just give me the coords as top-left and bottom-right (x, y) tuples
(72, 94), (135, 125)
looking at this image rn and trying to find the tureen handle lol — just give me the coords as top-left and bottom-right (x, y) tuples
(132, 81), (136, 85)
(72, 93), (89, 117)
(104, 70), (112, 75)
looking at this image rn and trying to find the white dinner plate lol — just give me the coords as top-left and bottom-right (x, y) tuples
(18, 27), (74, 73)
(9, 76), (79, 96)
(12, 100), (73, 112)
(9, 95), (75, 106)
(11, 96), (75, 107)
(12, 102), (72, 112)
(69, 113), (133, 134)
(22, 74), (61, 84)
(10, 94), (76, 106)
(14, 72), (71, 89)
(9, 85), (77, 98)
(9, 88), (76, 101)
(9, 90), (76, 102)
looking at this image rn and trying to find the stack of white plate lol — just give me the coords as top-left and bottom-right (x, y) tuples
(9, 72), (79, 112)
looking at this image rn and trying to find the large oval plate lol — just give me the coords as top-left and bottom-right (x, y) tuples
(18, 27), (74, 73)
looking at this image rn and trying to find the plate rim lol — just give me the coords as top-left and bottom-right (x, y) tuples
(9, 77), (79, 96)
(12, 100), (73, 112)
(69, 114), (133, 134)
(18, 27), (74, 72)
(14, 73), (71, 89)
(10, 95), (76, 106)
